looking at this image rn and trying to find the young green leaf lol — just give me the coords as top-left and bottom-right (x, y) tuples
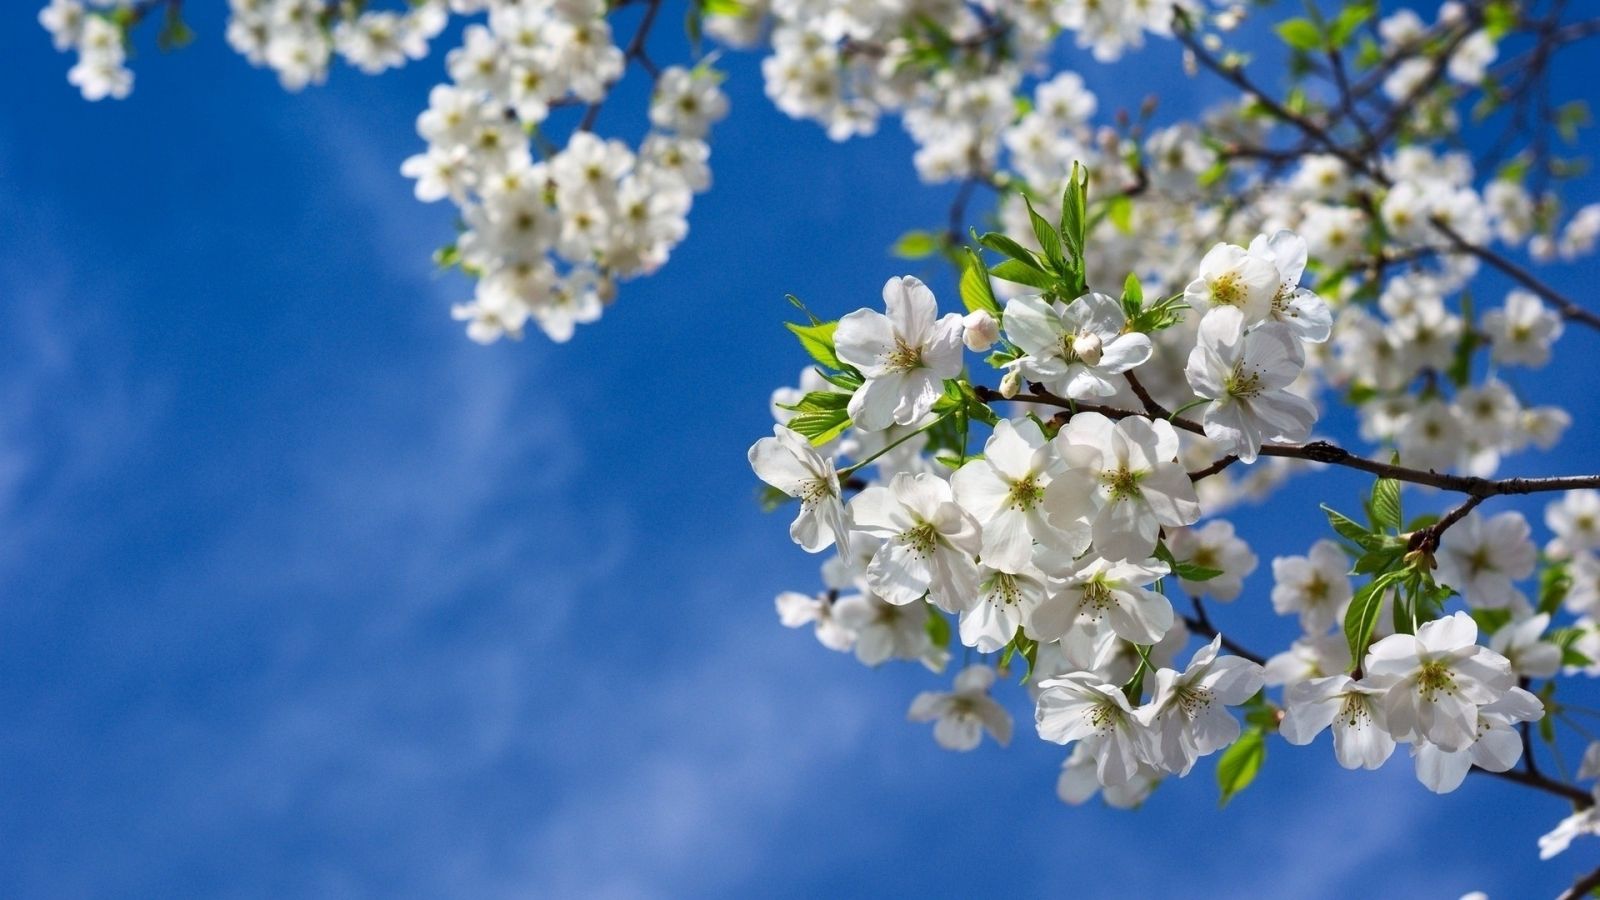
(785, 320), (843, 370)
(991, 259), (1057, 291)
(890, 230), (942, 259)
(959, 248), (1002, 316)
(1275, 18), (1324, 52)
(1217, 728), (1266, 807)
(1369, 478), (1402, 532)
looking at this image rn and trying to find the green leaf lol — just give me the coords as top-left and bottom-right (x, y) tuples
(787, 407), (852, 446)
(1121, 272), (1144, 317)
(959, 249), (1002, 316)
(785, 319), (843, 370)
(1217, 728), (1266, 807)
(1484, 0), (1516, 39)
(1323, 504), (1379, 547)
(976, 232), (1043, 268)
(1058, 163), (1089, 263)
(1197, 159), (1230, 188)
(991, 259), (1057, 291)
(1174, 561), (1225, 582)
(776, 390), (850, 413)
(1446, 289), (1480, 387)
(1327, 4), (1373, 48)
(1024, 197), (1065, 271)
(1470, 607), (1514, 635)
(1345, 570), (1405, 666)
(891, 229), (942, 259)
(1106, 194), (1133, 235)
(925, 607), (952, 648)
(758, 484), (793, 512)
(1540, 562), (1572, 615)
(1369, 478), (1402, 532)
(1275, 18), (1323, 51)
(157, 6), (195, 52)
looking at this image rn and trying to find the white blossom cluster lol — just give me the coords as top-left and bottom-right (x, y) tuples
(39, 0), (135, 101)
(404, 11), (728, 343)
(39, 0), (728, 345)
(751, 244), (1320, 801)
(753, 193), (1600, 818)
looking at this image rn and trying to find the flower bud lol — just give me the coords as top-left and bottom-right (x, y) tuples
(1000, 368), (1022, 399)
(962, 309), (999, 352)
(1074, 330), (1104, 366)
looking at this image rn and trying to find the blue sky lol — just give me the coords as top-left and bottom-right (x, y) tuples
(3, 3), (1600, 898)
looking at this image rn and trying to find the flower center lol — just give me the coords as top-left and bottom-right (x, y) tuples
(1007, 474), (1045, 511)
(1338, 694), (1372, 728)
(1417, 660), (1458, 700)
(798, 476), (834, 510)
(903, 521), (939, 557)
(887, 338), (925, 373)
(1104, 465), (1142, 501)
(985, 571), (1023, 605)
(1082, 579), (1114, 613)
(1224, 360), (1264, 399)
(1212, 272), (1244, 307)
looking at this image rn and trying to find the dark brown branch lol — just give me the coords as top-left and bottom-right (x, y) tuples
(981, 385), (1600, 498)
(1560, 862), (1600, 900)
(1182, 596), (1265, 666)
(1472, 765), (1593, 808)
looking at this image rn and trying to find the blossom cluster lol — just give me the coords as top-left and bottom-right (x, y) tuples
(39, 0), (727, 345)
(753, 191), (1592, 825)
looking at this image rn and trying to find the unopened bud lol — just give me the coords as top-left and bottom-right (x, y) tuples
(1074, 331), (1104, 366)
(963, 309), (1000, 352)
(1000, 368), (1022, 399)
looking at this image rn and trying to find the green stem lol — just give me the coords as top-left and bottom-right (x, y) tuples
(839, 408), (956, 478)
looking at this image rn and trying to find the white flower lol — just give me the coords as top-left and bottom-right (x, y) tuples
(962, 309), (1000, 352)
(1185, 306), (1317, 463)
(1446, 30), (1497, 84)
(951, 417), (1089, 573)
(849, 472), (981, 612)
(1002, 292), (1152, 399)
(775, 591), (854, 652)
(648, 66), (729, 139)
(908, 665), (1013, 751)
(1434, 511), (1537, 610)
(1264, 634), (1352, 687)
(1165, 520), (1258, 602)
(1035, 673), (1152, 787)
(1271, 540), (1353, 633)
(832, 591), (931, 667)
(1247, 230), (1332, 343)
(1032, 556), (1174, 646)
(1411, 686), (1542, 793)
(1043, 412), (1201, 561)
(1483, 289), (1562, 368)
(1540, 792), (1600, 859)
(1364, 612), (1516, 752)
(1056, 745), (1159, 809)
(749, 425), (850, 555)
(1547, 490), (1600, 558)
(960, 564), (1050, 653)
(835, 276), (965, 431)
(1490, 613), (1561, 679)
(1185, 242), (1280, 325)
(1141, 636), (1265, 775)
(1280, 675), (1396, 770)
